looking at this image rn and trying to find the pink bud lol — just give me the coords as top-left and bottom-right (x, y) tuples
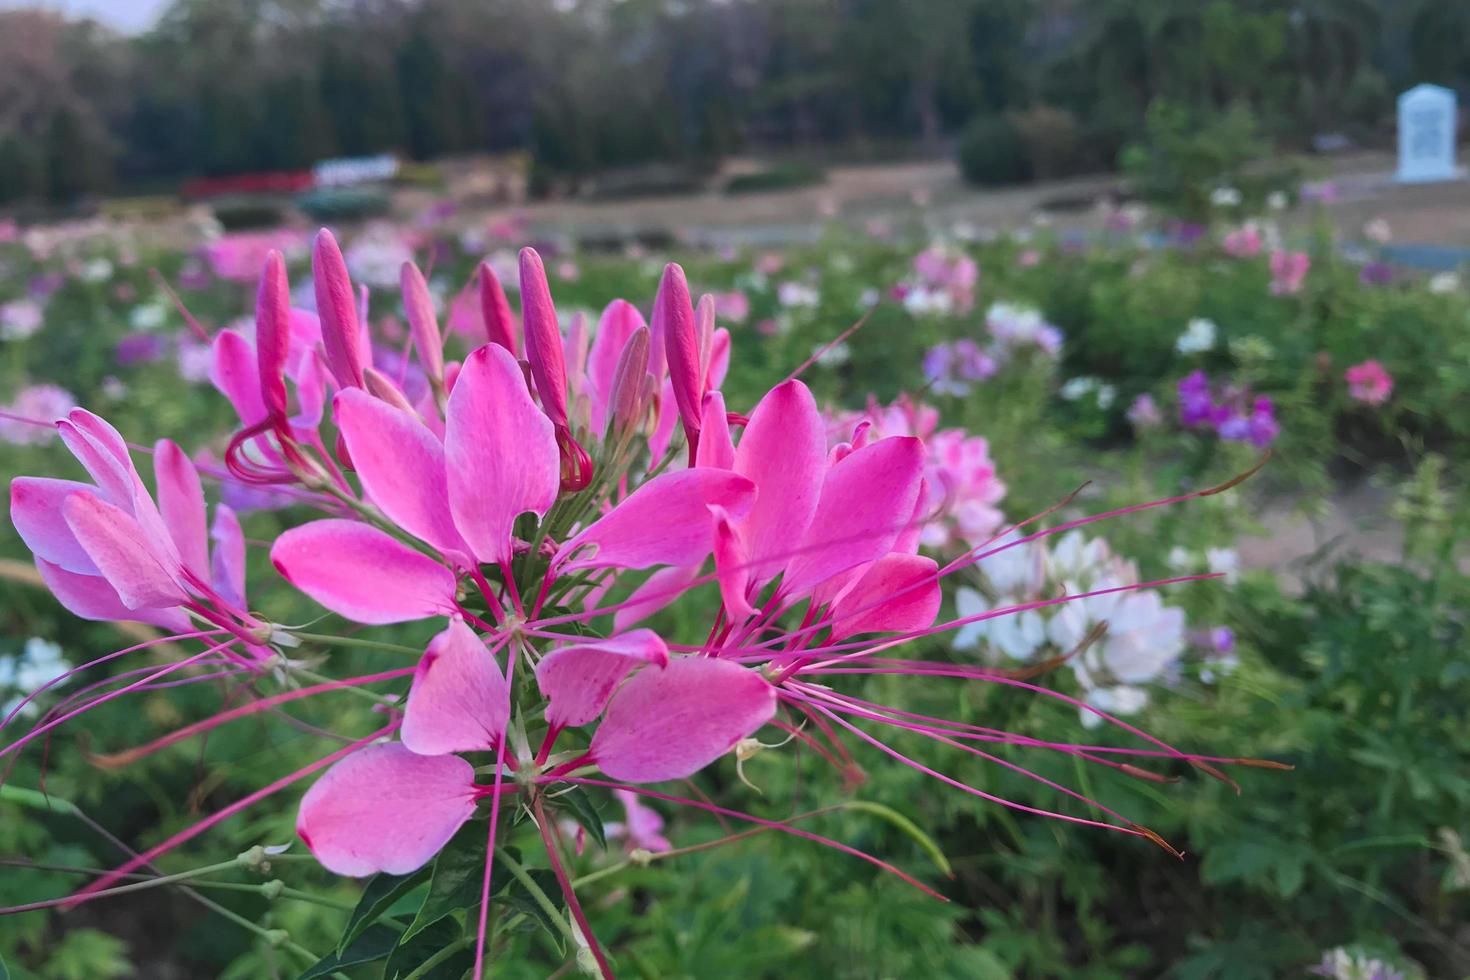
(255, 250), (291, 420)
(518, 247), (568, 428)
(312, 229), (365, 389)
(695, 292), (715, 383)
(478, 261), (519, 355)
(607, 326), (650, 437)
(399, 262), (444, 386)
(659, 263), (702, 458)
(363, 366), (419, 415)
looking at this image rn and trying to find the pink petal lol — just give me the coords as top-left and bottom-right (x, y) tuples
(10, 477), (100, 575)
(710, 504), (754, 618)
(694, 391), (735, 469)
(647, 379), (679, 462)
(154, 439), (209, 581)
(334, 389), (467, 558)
(558, 468), (756, 572)
(518, 248), (568, 428)
(444, 344), (559, 564)
(209, 504), (247, 609)
(210, 329), (267, 426)
(400, 261), (445, 384)
(733, 380), (825, 583)
(56, 410), (134, 509)
(297, 742), (478, 877)
(612, 564), (699, 632)
(535, 629), (668, 729)
(63, 493), (185, 610)
(270, 520), (457, 624)
(705, 328), (730, 390)
(289, 349), (327, 429)
(35, 558), (190, 631)
(658, 264), (702, 450)
(255, 249), (291, 418)
(401, 619), (510, 755)
(828, 553), (941, 641)
(591, 657), (776, 783)
(312, 229), (366, 389)
(478, 261), (519, 355)
(587, 299), (646, 433)
(782, 436), (925, 597)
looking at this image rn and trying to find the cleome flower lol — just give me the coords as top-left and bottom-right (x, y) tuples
(1, 231), (1280, 978)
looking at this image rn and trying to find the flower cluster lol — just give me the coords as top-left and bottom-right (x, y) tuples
(1344, 359), (1393, 406)
(1178, 370), (1279, 447)
(1269, 250), (1310, 295)
(828, 395), (1006, 551)
(4, 231), (1263, 975)
(900, 244), (979, 315)
(952, 531), (1188, 725)
(921, 301), (1061, 395)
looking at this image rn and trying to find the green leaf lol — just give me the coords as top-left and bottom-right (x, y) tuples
(383, 916), (463, 979)
(337, 869), (429, 954)
(301, 923), (400, 979)
(403, 822), (494, 942)
(504, 868), (565, 941)
(552, 786), (607, 851)
(840, 801), (953, 877)
(1, 952), (10, 980)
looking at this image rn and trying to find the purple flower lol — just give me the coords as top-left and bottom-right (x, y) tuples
(115, 333), (168, 365)
(1247, 396), (1279, 447)
(1177, 371), (1216, 427)
(952, 339), (997, 382)
(1126, 393), (1162, 429)
(1358, 262), (1394, 286)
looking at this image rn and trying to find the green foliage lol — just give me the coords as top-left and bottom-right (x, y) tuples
(1120, 99), (1298, 222)
(724, 162), (827, 196)
(956, 114), (1029, 187)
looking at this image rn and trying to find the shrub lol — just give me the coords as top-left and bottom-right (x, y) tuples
(293, 186), (392, 222)
(723, 162), (827, 195)
(1011, 105), (1083, 180)
(210, 197), (288, 230)
(957, 113), (1029, 186)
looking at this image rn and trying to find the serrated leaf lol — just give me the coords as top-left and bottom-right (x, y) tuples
(553, 786), (607, 850)
(337, 868), (430, 954)
(384, 915), (463, 979)
(504, 868), (565, 941)
(301, 923), (400, 979)
(403, 822), (497, 942)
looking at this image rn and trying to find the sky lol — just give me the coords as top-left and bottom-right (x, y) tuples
(0, 0), (167, 32)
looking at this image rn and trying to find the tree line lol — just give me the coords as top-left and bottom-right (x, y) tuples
(1, 0), (1468, 206)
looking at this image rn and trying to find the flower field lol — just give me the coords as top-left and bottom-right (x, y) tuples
(1, 204), (1467, 979)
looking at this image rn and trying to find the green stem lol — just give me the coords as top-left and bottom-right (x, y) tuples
(402, 937), (472, 980)
(289, 632), (422, 656)
(493, 846), (576, 942)
(290, 666), (401, 706)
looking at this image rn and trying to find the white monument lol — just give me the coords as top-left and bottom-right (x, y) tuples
(1396, 84), (1461, 183)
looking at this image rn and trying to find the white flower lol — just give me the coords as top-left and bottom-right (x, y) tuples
(1206, 547), (1240, 583)
(952, 587), (1045, 662)
(1175, 317), (1217, 354)
(79, 258), (114, 283)
(978, 537), (1043, 597)
(1080, 685), (1150, 728)
(1166, 547), (1195, 572)
(1266, 191), (1288, 211)
(1429, 272), (1461, 294)
(3, 638), (70, 719)
(1362, 218), (1392, 244)
(1096, 384), (1117, 410)
(777, 281), (820, 309)
(1058, 376), (1098, 401)
(812, 341), (851, 367)
(130, 302), (168, 331)
(1086, 592), (1186, 684)
(1210, 186), (1242, 208)
(902, 285), (952, 317)
(857, 287), (881, 309)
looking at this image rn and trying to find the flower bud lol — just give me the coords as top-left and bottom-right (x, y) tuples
(478, 260), (519, 355)
(607, 326), (650, 438)
(254, 250), (290, 420)
(659, 263), (702, 459)
(518, 247), (568, 428)
(311, 229), (365, 389)
(399, 261), (444, 387)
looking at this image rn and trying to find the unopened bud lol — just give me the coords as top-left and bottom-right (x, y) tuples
(400, 261), (444, 386)
(606, 326), (650, 438)
(260, 879), (285, 900)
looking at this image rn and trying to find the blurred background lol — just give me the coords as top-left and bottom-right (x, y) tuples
(2, 2), (1469, 979)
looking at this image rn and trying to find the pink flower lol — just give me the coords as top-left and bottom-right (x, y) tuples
(1269, 250), (1310, 295)
(1344, 359), (1393, 406)
(1221, 225), (1262, 257)
(0, 384), (76, 445)
(713, 290), (750, 323)
(201, 230), (305, 284)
